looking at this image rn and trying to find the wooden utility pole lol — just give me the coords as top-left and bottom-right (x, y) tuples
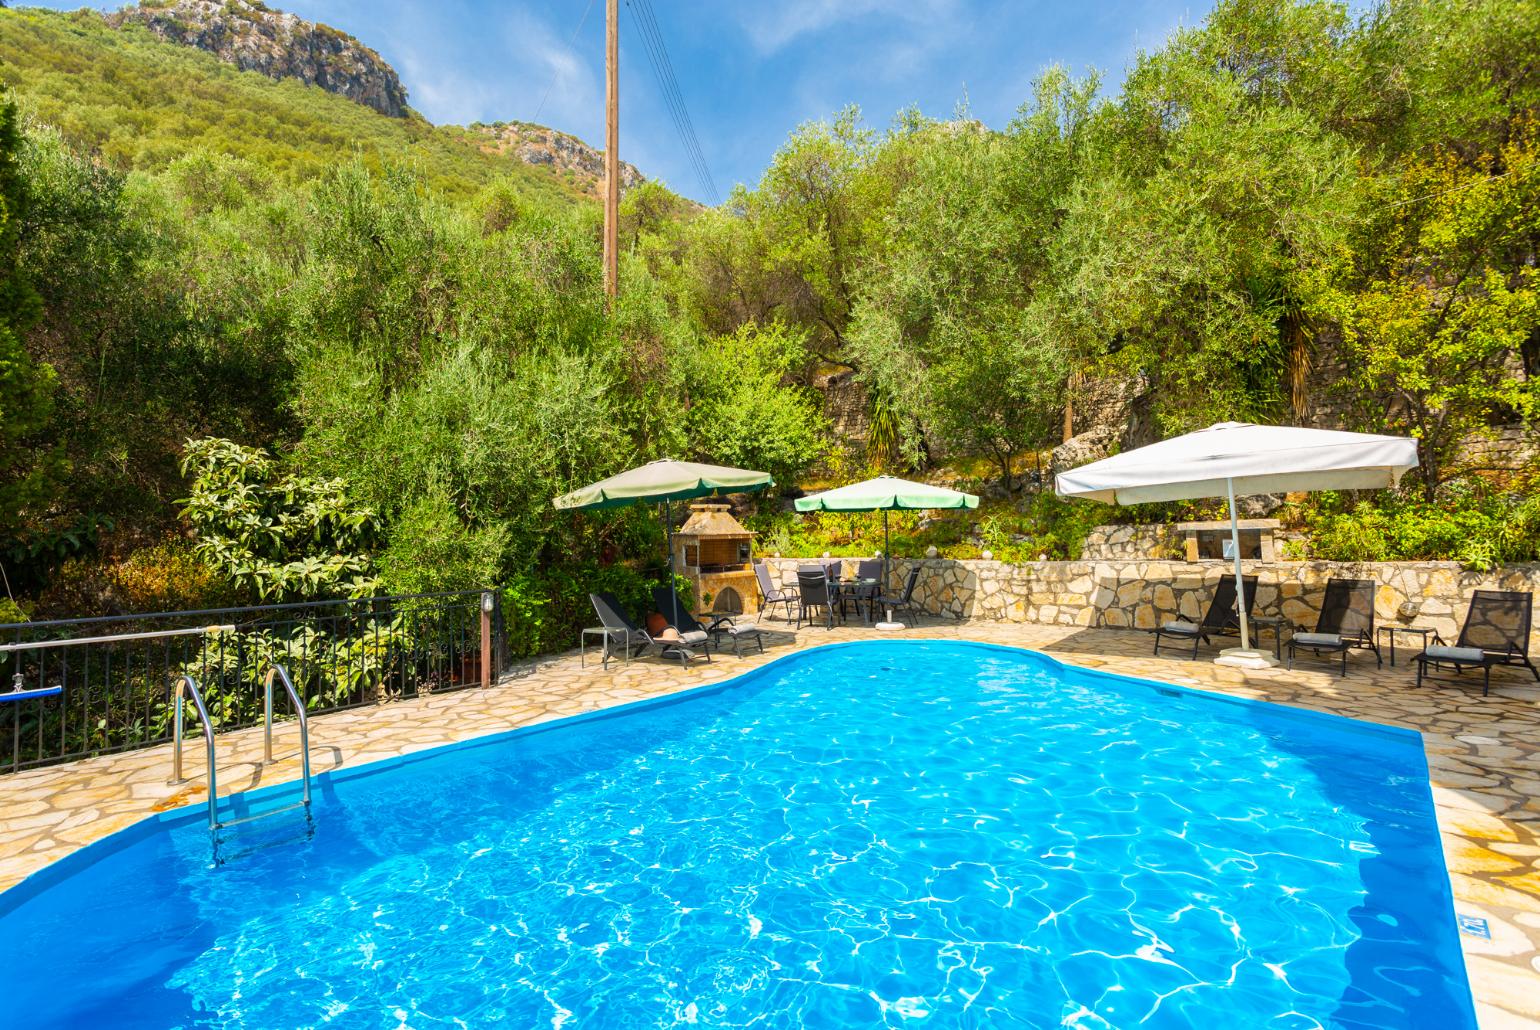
(603, 0), (619, 301)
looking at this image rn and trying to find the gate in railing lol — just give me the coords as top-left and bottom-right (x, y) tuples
(0, 590), (506, 773)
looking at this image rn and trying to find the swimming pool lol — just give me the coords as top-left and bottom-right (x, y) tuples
(0, 641), (1474, 1028)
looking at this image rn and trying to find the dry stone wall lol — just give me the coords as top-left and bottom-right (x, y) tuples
(1080, 524), (1182, 560)
(757, 557), (1540, 653)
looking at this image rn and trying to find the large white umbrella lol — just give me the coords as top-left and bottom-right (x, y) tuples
(1055, 422), (1419, 666)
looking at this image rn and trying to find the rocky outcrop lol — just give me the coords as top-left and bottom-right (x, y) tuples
(461, 122), (643, 198)
(109, 0), (410, 118)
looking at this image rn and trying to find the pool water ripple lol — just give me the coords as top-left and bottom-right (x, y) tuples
(0, 641), (1474, 1028)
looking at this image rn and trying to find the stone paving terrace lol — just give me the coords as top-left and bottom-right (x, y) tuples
(3, 620), (1538, 1027)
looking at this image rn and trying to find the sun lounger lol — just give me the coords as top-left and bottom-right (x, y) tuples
(1154, 575), (1258, 660)
(589, 591), (709, 668)
(1415, 590), (1538, 695)
(1287, 578), (1381, 676)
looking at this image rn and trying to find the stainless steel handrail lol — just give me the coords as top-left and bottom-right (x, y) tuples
(169, 665), (315, 863)
(170, 673), (219, 850)
(262, 664), (313, 812)
(1, 624), (235, 654)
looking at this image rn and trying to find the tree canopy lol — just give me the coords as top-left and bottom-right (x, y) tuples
(1, 0), (1537, 642)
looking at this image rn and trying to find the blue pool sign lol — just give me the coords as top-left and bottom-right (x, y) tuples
(1457, 914), (1491, 940)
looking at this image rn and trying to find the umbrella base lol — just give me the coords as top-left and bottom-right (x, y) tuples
(1214, 648), (1278, 670)
(874, 621), (905, 631)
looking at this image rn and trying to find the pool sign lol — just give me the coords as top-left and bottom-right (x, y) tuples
(1456, 914), (1491, 940)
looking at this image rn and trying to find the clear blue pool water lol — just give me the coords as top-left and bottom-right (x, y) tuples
(1, 641), (1474, 1028)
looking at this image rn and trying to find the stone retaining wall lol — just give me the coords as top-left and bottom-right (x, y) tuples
(1080, 524), (1181, 560)
(758, 557), (1540, 653)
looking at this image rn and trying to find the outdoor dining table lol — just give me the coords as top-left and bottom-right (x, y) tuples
(831, 578), (881, 626)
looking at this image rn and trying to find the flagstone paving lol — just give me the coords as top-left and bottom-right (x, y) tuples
(3, 619), (1537, 1027)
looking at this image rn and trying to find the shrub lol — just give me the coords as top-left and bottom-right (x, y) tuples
(111, 539), (242, 612)
(376, 495), (506, 596)
(501, 561), (660, 660)
(0, 596), (28, 623)
(179, 437), (380, 601)
(1295, 489), (1540, 570)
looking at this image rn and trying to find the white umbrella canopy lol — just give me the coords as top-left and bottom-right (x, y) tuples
(1055, 422), (1420, 504)
(1056, 422), (1419, 664)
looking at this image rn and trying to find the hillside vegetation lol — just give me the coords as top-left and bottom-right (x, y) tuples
(0, 6), (580, 201)
(0, 0), (1537, 652)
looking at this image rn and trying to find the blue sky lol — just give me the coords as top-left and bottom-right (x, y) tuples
(38, 1), (1216, 202)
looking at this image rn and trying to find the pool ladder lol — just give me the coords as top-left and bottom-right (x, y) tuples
(172, 664), (314, 862)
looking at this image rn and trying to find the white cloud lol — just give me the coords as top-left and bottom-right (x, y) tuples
(740, 0), (959, 54)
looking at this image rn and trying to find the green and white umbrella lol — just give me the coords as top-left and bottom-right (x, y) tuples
(795, 475), (979, 585)
(554, 459), (774, 625)
(554, 459), (774, 511)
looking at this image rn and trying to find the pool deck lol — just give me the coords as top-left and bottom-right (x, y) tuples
(3, 619), (1538, 1027)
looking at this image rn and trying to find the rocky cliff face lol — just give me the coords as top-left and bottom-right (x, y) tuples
(462, 122), (644, 197)
(109, 0), (410, 118)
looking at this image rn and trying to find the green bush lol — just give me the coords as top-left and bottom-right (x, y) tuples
(680, 321), (829, 484)
(376, 494), (506, 596)
(0, 596), (28, 623)
(1294, 490), (1540, 570)
(501, 561), (661, 660)
(179, 437), (380, 601)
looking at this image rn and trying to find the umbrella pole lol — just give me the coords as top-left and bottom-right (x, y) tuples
(882, 509), (890, 588)
(667, 500), (684, 627)
(1226, 477), (1252, 651)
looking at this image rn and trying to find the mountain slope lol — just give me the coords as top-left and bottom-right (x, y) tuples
(107, 0), (410, 118)
(456, 121), (643, 199)
(0, 6), (604, 203)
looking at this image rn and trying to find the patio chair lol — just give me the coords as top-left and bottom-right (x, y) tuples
(1154, 575), (1258, 660)
(873, 567), (924, 628)
(847, 558), (884, 621)
(795, 567), (840, 631)
(1286, 578), (1381, 676)
(589, 592), (709, 669)
(753, 562), (796, 623)
(652, 586), (763, 658)
(1415, 590), (1539, 695)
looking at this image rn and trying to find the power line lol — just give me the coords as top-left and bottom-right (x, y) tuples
(1381, 170), (1516, 210)
(642, 0), (718, 202)
(625, 0), (710, 199)
(625, 0), (719, 203)
(533, 0), (598, 125)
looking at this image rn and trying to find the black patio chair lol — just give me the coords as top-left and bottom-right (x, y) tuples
(1287, 578), (1381, 676)
(589, 592), (709, 669)
(652, 586), (763, 658)
(847, 558), (884, 621)
(753, 562), (796, 623)
(874, 567), (924, 628)
(1415, 590), (1538, 695)
(1154, 575), (1258, 660)
(795, 566), (839, 631)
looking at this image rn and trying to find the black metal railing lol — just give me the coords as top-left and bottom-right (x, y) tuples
(0, 590), (506, 773)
